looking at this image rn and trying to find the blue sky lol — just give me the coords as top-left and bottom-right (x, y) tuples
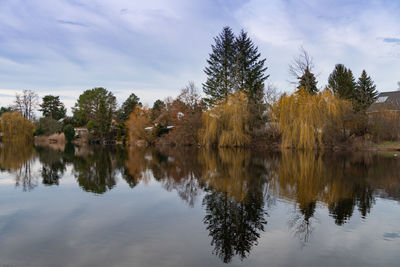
(0, 0), (400, 111)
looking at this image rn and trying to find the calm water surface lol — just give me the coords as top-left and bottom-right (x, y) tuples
(0, 143), (400, 267)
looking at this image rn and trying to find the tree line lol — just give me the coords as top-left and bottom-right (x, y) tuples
(1, 26), (392, 148)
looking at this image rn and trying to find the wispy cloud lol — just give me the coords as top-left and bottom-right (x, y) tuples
(57, 20), (89, 27)
(0, 0), (399, 111)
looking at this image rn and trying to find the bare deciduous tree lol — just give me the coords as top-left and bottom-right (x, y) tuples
(178, 81), (202, 108)
(288, 47), (315, 84)
(14, 90), (38, 121)
(264, 83), (280, 107)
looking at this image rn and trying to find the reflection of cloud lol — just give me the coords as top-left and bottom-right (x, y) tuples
(383, 232), (400, 241)
(382, 38), (400, 44)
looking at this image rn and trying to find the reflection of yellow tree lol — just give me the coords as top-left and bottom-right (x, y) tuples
(278, 151), (325, 213)
(0, 142), (35, 171)
(199, 148), (252, 202)
(0, 142), (36, 191)
(125, 147), (151, 185)
(275, 151), (379, 242)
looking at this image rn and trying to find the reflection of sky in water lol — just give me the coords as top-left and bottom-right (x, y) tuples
(0, 146), (399, 266)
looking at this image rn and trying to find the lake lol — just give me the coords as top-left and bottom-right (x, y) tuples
(0, 143), (400, 267)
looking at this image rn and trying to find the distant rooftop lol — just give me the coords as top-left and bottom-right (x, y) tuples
(367, 91), (400, 113)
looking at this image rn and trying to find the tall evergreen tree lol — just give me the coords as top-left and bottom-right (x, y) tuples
(297, 67), (318, 95)
(328, 64), (356, 100)
(234, 30), (268, 130)
(203, 27), (236, 106)
(233, 30), (268, 98)
(354, 70), (378, 111)
(39, 95), (67, 120)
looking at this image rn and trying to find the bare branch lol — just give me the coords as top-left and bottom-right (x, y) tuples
(288, 47), (315, 84)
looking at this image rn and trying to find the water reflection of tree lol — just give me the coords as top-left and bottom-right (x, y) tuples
(72, 146), (117, 194)
(0, 142), (37, 191)
(276, 151), (378, 244)
(125, 147), (203, 207)
(199, 149), (269, 263)
(36, 146), (66, 185)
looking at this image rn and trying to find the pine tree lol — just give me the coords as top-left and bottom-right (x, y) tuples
(328, 64), (356, 100)
(354, 70), (378, 111)
(233, 30), (268, 97)
(297, 67), (318, 95)
(203, 27), (236, 106)
(118, 93), (141, 122)
(39, 95), (67, 120)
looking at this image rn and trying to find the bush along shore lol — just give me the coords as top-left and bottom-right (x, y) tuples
(1, 27), (399, 151)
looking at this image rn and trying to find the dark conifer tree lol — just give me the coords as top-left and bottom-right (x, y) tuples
(328, 64), (356, 100)
(297, 67), (318, 95)
(233, 30), (269, 130)
(354, 70), (378, 111)
(233, 30), (268, 98)
(203, 27), (236, 106)
(118, 93), (141, 122)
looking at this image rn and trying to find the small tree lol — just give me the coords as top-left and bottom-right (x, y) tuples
(297, 68), (318, 95)
(328, 64), (356, 100)
(354, 70), (378, 111)
(63, 125), (75, 143)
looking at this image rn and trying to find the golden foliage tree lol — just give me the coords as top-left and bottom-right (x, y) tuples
(199, 92), (251, 147)
(273, 89), (352, 149)
(125, 106), (153, 143)
(0, 112), (35, 143)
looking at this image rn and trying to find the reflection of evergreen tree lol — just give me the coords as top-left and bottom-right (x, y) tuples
(41, 160), (65, 185)
(199, 148), (270, 263)
(329, 198), (354, 225)
(203, 189), (266, 263)
(73, 147), (117, 194)
(36, 146), (66, 186)
(121, 167), (137, 188)
(63, 143), (75, 163)
(355, 185), (374, 218)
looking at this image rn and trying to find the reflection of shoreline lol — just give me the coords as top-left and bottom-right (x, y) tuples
(2, 145), (400, 262)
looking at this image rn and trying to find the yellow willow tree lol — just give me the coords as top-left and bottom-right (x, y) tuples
(0, 112), (35, 143)
(199, 91), (251, 147)
(273, 89), (352, 149)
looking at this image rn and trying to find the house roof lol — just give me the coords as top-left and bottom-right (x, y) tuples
(367, 91), (400, 113)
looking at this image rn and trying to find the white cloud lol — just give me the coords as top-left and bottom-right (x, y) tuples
(0, 0), (399, 111)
